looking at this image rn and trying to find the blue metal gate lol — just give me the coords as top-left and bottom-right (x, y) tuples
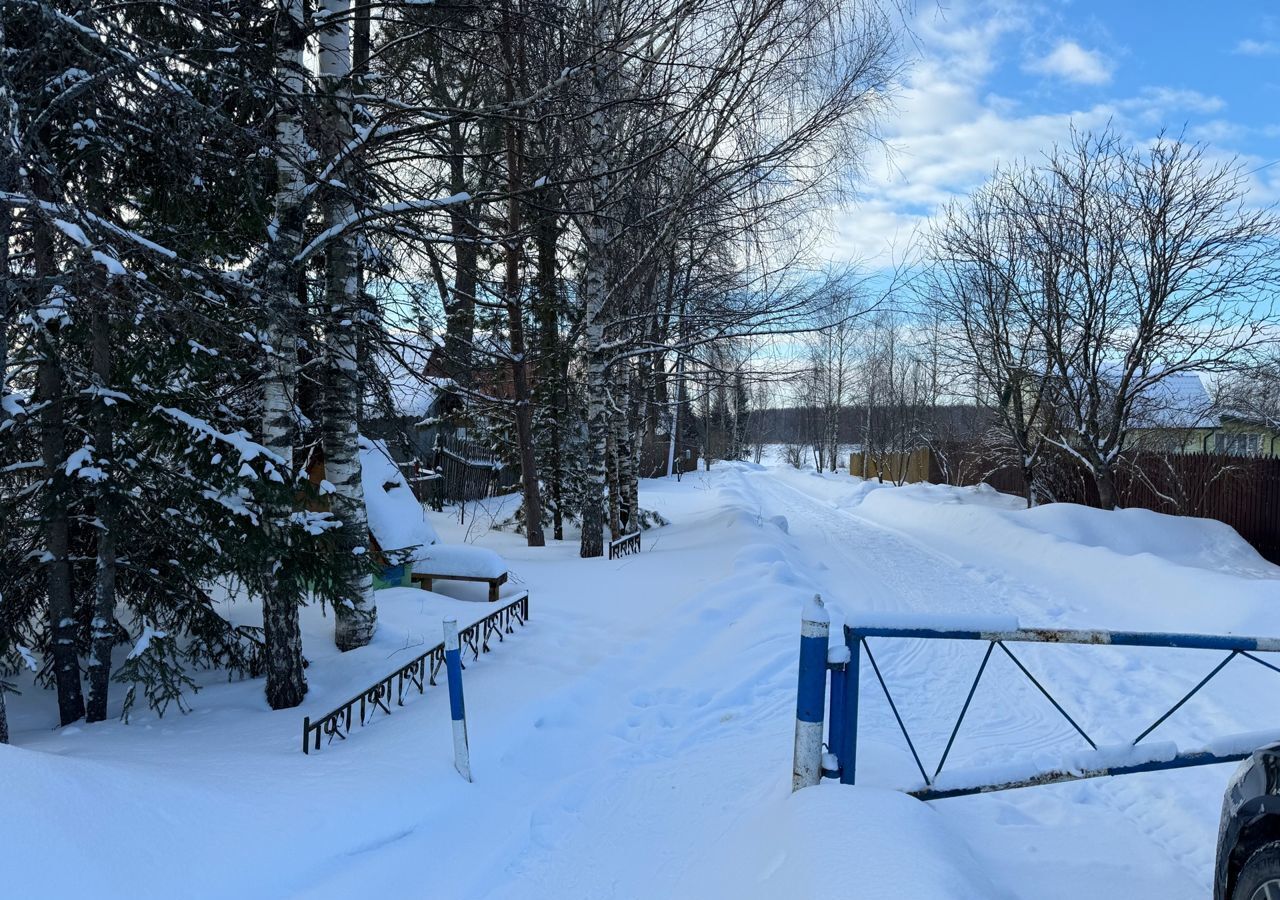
(793, 605), (1280, 800)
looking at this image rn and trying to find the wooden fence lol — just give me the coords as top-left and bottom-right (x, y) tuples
(403, 435), (519, 509)
(852, 445), (1280, 564)
(847, 449), (932, 485)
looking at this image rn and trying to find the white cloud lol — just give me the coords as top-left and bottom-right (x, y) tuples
(1188, 119), (1248, 144)
(816, 2), (1241, 269)
(1234, 39), (1280, 57)
(1026, 40), (1114, 85)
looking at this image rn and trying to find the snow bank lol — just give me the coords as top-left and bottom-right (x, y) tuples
(360, 436), (440, 553)
(678, 784), (1001, 900)
(0, 743), (267, 896)
(1018, 502), (1272, 575)
(359, 437), (505, 580)
(843, 481), (1280, 635)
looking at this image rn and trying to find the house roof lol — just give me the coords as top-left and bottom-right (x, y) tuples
(1126, 373), (1215, 430)
(370, 331), (442, 420)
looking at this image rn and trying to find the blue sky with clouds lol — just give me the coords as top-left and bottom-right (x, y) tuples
(828, 0), (1280, 265)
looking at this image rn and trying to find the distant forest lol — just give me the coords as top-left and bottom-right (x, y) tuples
(744, 404), (989, 451)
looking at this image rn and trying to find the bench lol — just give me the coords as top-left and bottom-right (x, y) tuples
(410, 571), (508, 603)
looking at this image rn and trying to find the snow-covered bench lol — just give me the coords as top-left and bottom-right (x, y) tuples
(410, 557), (508, 603)
(360, 437), (509, 602)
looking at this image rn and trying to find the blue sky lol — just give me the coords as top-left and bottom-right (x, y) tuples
(827, 0), (1280, 265)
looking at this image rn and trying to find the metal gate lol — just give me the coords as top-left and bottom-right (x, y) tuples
(792, 597), (1280, 800)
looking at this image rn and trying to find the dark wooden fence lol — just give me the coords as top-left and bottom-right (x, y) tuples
(922, 445), (1280, 564)
(402, 435), (520, 509)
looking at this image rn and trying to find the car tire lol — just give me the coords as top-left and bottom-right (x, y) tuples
(1234, 841), (1280, 900)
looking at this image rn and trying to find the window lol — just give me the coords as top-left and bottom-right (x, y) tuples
(1215, 432), (1262, 455)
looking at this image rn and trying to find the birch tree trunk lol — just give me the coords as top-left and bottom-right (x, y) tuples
(260, 0), (309, 709)
(352, 0), (372, 424)
(665, 285), (688, 478)
(86, 291), (118, 723)
(319, 0), (377, 651)
(614, 379), (637, 530)
(667, 352), (685, 477)
(621, 406), (638, 529)
(578, 0), (614, 558)
(605, 423), (621, 536)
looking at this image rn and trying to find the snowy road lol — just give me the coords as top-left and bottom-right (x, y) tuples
(5, 461), (1279, 898)
(445, 462), (1278, 899)
(727, 465), (1233, 897)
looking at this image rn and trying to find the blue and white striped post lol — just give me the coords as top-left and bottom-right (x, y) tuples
(793, 594), (830, 791)
(442, 618), (472, 783)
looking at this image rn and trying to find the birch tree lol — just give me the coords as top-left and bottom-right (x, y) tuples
(257, 0), (310, 708)
(318, 0), (377, 650)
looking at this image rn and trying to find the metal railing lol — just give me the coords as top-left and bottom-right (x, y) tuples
(608, 531), (641, 560)
(792, 600), (1280, 800)
(302, 591), (529, 754)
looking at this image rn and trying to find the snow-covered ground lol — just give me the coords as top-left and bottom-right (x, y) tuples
(5, 460), (1280, 898)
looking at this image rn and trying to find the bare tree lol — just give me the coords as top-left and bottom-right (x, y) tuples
(930, 129), (1280, 508)
(1217, 360), (1280, 434)
(801, 286), (863, 471)
(927, 172), (1054, 506)
(1025, 130), (1280, 508)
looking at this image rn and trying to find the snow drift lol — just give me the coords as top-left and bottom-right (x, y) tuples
(359, 437), (504, 579)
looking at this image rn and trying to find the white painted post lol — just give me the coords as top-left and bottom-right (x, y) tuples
(793, 594), (830, 791)
(443, 618), (472, 782)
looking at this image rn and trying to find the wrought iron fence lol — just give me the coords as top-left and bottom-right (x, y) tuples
(795, 612), (1280, 800)
(608, 530), (642, 559)
(302, 591), (529, 754)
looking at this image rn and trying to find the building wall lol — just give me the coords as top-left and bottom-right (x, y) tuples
(1126, 424), (1280, 457)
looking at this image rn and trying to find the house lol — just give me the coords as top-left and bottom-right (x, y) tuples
(1124, 373), (1280, 457)
(363, 329), (448, 465)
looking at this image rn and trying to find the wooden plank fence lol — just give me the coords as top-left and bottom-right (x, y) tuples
(847, 449), (932, 485)
(852, 445), (1280, 564)
(402, 435), (520, 509)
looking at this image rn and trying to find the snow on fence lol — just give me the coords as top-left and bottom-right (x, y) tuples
(301, 591), (529, 754)
(793, 606), (1280, 800)
(607, 530), (642, 560)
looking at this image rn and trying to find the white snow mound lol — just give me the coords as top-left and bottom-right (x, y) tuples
(678, 784), (1002, 900)
(359, 436), (441, 553)
(359, 437), (505, 579)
